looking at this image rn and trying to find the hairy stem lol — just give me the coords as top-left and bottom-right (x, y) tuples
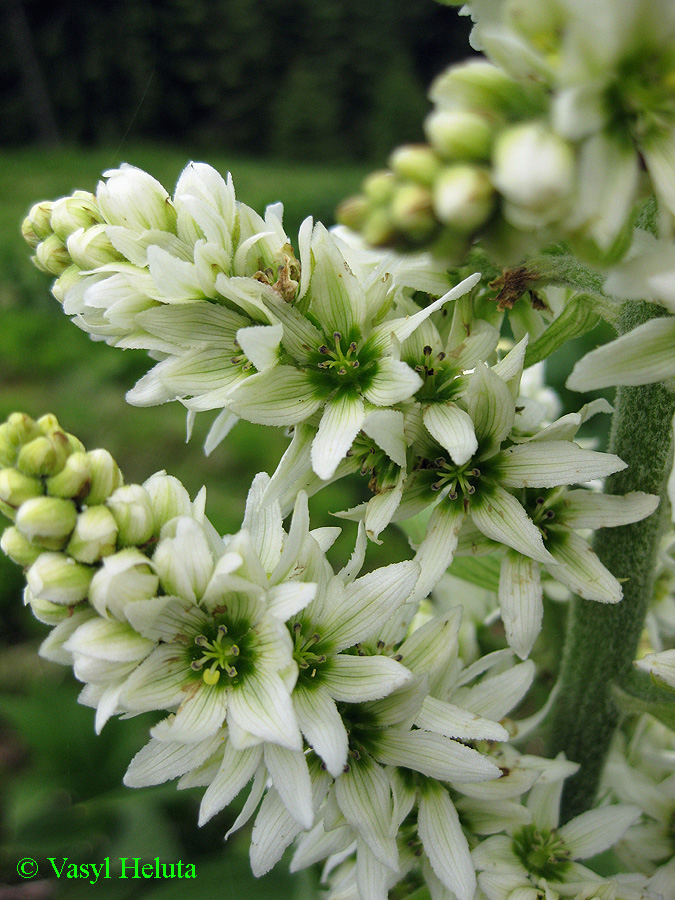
(548, 301), (675, 822)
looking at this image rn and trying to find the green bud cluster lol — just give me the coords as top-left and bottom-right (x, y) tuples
(337, 59), (579, 262)
(0, 412), (193, 623)
(21, 189), (121, 299)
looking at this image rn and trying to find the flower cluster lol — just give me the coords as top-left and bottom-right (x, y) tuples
(10, 3), (675, 895)
(21, 162), (477, 465)
(339, 0), (675, 266)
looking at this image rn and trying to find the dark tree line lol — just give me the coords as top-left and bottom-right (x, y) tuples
(1, 0), (473, 161)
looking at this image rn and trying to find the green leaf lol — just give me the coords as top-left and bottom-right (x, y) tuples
(611, 668), (675, 730)
(524, 293), (601, 367)
(447, 555), (501, 592)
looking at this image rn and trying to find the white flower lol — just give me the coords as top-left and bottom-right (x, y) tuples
(474, 755), (642, 896)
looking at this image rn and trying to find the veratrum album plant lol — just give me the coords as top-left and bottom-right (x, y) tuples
(6, 1), (675, 897)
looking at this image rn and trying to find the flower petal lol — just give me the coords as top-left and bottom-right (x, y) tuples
(227, 670), (302, 751)
(558, 805), (642, 859)
(236, 322), (283, 372)
(546, 531), (622, 603)
(293, 684), (349, 777)
(362, 358), (422, 406)
(334, 754), (398, 870)
(416, 695), (509, 742)
(124, 733), (223, 787)
(264, 743), (313, 829)
(561, 489), (659, 529)
(423, 402), (478, 466)
(198, 741), (262, 825)
(470, 485), (553, 564)
(321, 655), (412, 702)
(226, 366), (321, 426)
(418, 783), (476, 900)
(372, 730), (500, 783)
(497, 441), (626, 487)
(498, 551), (543, 660)
(567, 317), (675, 391)
(311, 391), (365, 480)
(321, 560), (419, 651)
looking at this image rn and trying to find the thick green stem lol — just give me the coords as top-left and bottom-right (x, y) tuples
(548, 301), (675, 822)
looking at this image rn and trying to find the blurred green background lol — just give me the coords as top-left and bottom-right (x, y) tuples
(0, 4), (613, 897)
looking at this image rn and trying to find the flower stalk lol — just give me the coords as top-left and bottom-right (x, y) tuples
(548, 301), (675, 821)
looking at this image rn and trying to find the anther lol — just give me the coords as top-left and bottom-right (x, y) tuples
(423, 345), (432, 356)
(319, 345), (329, 355)
(293, 622), (302, 633)
(194, 635), (209, 647)
(467, 484), (476, 494)
(431, 482), (442, 492)
(338, 366), (347, 375)
(437, 352), (446, 361)
(435, 457), (446, 467)
(231, 644), (240, 656)
(349, 342), (357, 353)
(333, 332), (342, 342)
(448, 489), (458, 500)
(217, 624), (228, 637)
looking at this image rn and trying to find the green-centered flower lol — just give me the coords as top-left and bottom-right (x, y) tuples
(474, 750), (644, 899)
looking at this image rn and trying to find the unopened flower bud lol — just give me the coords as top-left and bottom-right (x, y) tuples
(362, 208), (396, 246)
(335, 195), (370, 232)
(24, 585), (73, 625)
(50, 192), (102, 242)
(389, 145), (442, 185)
(24, 201), (55, 243)
(16, 496), (77, 548)
(84, 449), (123, 505)
(433, 165), (495, 232)
(143, 472), (193, 532)
(67, 225), (122, 269)
(390, 183), (437, 242)
(492, 123), (575, 224)
(51, 265), (85, 305)
(106, 484), (154, 546)
(430, 61), (525, 116)
(67, 506), (119, 564)
(363, 170), (397, 204)
(0, 468), (44, 510)
(17, 430), (71, 478)
(1, 525), (43, 567)
(89, 548), (159, 620)
(96, 164), (177, 232)
(37, 414), (62, 434)
(21, 217), (41, 249)
(34, 233), (71, 276)
(153, 517), (214, 603)
(27, 552), (94, 605)
(0, 425), (22, 468)
(46, 452), (91, 500)
(424, 110), (493, 161)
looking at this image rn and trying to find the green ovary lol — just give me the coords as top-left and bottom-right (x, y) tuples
(188, 619), (255, 686)
(512, 824), (572, 880)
